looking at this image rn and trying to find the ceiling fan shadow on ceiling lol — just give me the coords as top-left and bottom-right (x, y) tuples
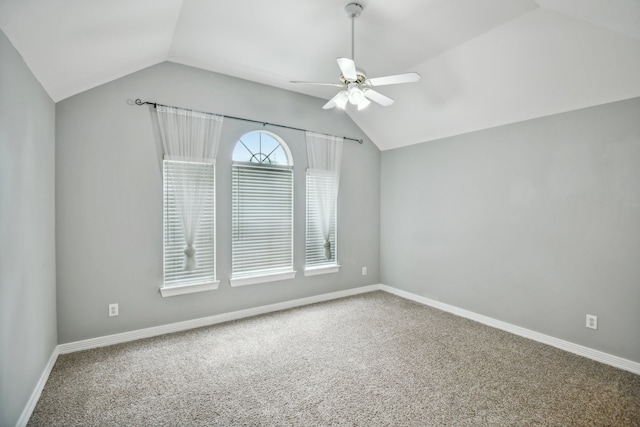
(291, 3), (421, 111)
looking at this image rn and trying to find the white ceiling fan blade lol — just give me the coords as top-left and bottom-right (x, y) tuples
(322, 97), (338, 110)
(367, 72), (421, 87)
(364, 89), (394, 107)
(290, 81), (343, 87)
(323, 91), (348, 110)
(337, 57), (358, 81)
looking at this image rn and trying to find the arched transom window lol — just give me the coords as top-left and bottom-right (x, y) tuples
(232, 130), (292, 165)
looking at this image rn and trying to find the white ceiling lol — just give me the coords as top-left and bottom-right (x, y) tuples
(1, 0), (639, 150)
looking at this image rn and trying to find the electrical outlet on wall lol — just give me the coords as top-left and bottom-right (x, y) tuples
(586, 314), (597, 330)
(362, 267), (367, 276)
(109, 303), (119, 317)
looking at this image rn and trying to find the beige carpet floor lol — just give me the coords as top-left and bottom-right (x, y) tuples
(29, 291), (640, 426)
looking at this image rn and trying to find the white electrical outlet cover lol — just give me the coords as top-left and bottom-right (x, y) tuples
(109, 303), (119, 317)
(586, 314), (597, 330)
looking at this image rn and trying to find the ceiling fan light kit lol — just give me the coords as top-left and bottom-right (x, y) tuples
(291, 3), (421, 111)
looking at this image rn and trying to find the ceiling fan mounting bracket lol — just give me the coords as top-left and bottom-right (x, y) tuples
(344, 3), (363, 19)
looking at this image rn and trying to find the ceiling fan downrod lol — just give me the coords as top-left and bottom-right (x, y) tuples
(345, 3), (363, 62)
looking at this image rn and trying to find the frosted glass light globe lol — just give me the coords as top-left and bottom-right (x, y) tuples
(348, 86), (365, 105)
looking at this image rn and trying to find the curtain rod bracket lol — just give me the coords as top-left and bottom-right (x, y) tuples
(135, 98), (156, 108)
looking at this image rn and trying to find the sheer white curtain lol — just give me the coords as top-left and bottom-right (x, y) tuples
(157, 105), (224, 271)
(306, 131), (343, 260)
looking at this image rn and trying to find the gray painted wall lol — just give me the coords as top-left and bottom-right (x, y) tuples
(56, 62), (380, 344)
(381, 97), (640, 363)
(0, 30), (57, 426)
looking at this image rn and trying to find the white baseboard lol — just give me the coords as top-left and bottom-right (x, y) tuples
(22, 282), (638, 426)
(56, 283), (640, 375)
(380, 284), (640, 376)
(16, 345), (59, 427)
(59, 284), (381, 354)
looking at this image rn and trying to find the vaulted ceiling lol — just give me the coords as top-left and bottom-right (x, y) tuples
(1, 0), (639, 150)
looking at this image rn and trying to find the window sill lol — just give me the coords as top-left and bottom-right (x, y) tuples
(160, 281), (219, 298)
(230, 270), (296, 287)
(304, 265), (341, 277)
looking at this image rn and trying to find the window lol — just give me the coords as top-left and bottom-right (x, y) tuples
(304, 132), (343, 276)
(162, 160), (217, 296)
(156, 105), (223, 298)
(230, 131), (295, 286)
(305, 171), (338, 273)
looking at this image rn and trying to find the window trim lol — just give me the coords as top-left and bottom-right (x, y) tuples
(160, 280), (220, 297)
(303, 265), (341, 277)
(229, 270), (296, 287)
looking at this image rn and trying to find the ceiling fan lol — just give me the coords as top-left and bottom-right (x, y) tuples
(291, 3), (421, 111)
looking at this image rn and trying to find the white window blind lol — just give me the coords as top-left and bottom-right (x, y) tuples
(232, 162), (293, 278)
(306, 172), (337, 267)
(163, 159), (216, 287)
(304, 132), (342, 272)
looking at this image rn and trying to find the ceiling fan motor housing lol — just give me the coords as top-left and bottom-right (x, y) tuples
(340, 74), (367, 85)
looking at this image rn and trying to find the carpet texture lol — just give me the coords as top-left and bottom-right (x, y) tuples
(29, 291), (640, 426)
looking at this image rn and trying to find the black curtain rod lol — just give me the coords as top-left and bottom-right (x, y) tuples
(134, 99), (363, 144)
